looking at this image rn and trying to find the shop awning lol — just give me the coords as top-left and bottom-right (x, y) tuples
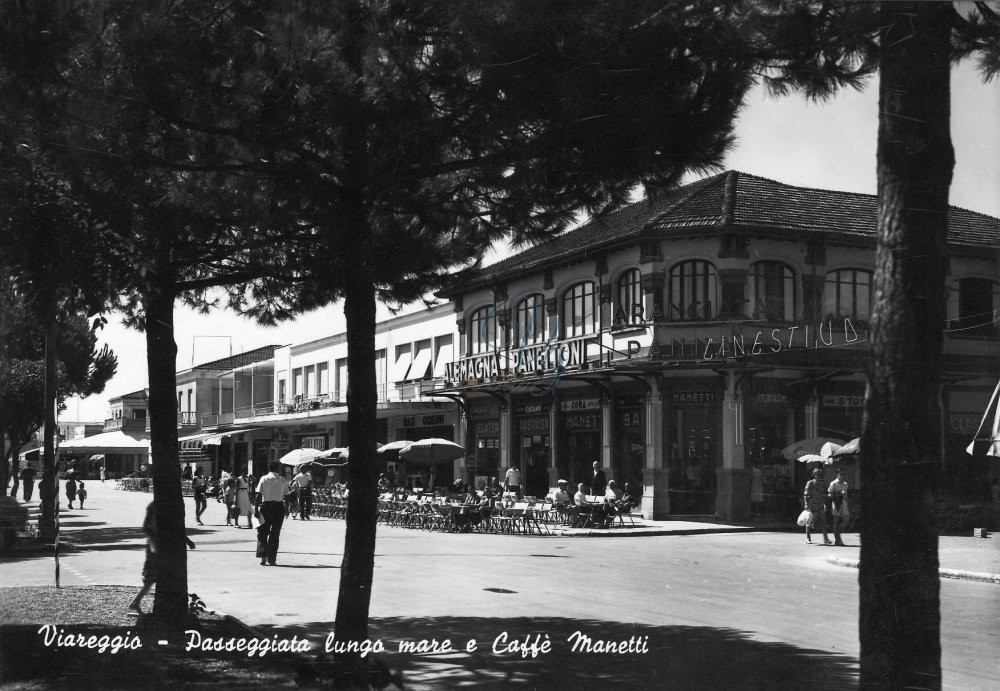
(179, 427), (268, 454)
(57, 430), (151, 454)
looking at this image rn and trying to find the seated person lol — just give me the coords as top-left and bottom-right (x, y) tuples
(605, 480), (623, 503)
(622, 479), (642, 508)
(550, 479), (571, 505)
(377, 473), (392, 492)
(452, 477), (467, 495)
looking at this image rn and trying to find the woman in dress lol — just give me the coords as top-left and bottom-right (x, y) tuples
(828, 468), (850, 546)
(234, 468), (254, 528)
(803, 467), (831, 545)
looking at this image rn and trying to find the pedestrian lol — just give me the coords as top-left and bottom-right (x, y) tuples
(293, 464), (313, 520)
(181, 463), (193, 481)
(503, 465), (522, 499)
(192, 468), (208, 525)
(223, 478), (236, 526)
(254, 460), (289, 566)
(590, 461), (607, 497)
(128, 501), (195, 616)
(65, 475), (78, 509)
(99, 465), (105, 483)
(21, 465), (36, 502)
(828, 468), (850, 546)
(803, 467), (831, 545)
(76, 481), (88, 509)
(234, 467), (254, 528)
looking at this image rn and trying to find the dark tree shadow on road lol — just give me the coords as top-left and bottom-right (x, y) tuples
(256, 616), (858, 690)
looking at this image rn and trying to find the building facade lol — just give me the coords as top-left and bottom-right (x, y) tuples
(432, 171), (1000, 520)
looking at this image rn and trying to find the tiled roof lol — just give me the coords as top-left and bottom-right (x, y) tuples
(192, 345), (282, 371)
(467, 170), (1000, 285)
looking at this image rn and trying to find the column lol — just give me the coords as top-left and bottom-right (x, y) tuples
(716, 370), (750, 521)
(644, 376), (667, 519)
(602, 399), (612, 468)
(548, 397), (560, 488)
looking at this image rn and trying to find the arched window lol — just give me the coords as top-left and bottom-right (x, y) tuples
(514, 294), (546, 346)
(562, 282), (598, 338)
(750, 261), (795, 322)
(668, 260), (717, 321)
(615, 269), (644, 326)
(824, 269), (872, 322)
(468, 306), (496, 355)
(948, 278), (1000, 337)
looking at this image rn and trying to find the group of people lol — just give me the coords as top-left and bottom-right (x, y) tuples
(547, 464), (642, 528)
(802, 467), (851, 546)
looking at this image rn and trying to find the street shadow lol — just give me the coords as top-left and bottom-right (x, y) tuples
(256, 616), (858, 690)
(271, 564), (339, 569)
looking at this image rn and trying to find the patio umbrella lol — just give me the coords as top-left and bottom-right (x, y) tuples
(780, 437), (847, 461)
(795, 453), (829, 464)
(967, 379), (1000, 458)
(335, 442), (387, 460)
(278, 448), (323, 466)
(376, 440), (413, 461)
(316, 447), (347, 460)
(399, 438), (465, 466)
(830, 437), (861, 459)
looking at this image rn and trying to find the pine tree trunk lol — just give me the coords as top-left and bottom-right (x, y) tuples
(859, 3), (954, 687)
(332, 5), (378, 678)
(144, 277), (189, 628)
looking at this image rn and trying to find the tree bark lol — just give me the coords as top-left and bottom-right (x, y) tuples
(332, 3), (379, 680)
(144, 276), (189, 628)
(859, 3), (955, 688)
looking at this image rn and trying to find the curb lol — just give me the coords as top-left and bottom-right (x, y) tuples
(564, 526), (755, 538)
(826, 556), (1000, 585)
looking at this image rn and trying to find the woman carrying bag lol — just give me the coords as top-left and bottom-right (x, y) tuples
(802, 467), (831, 545)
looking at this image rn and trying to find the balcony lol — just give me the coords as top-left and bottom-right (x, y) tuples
(104, 418), (148, 433)
(177, 411), (198, 427)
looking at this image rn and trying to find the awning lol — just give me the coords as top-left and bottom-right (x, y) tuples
(179, 427), (268, 454)
(57, 430), (151, 454)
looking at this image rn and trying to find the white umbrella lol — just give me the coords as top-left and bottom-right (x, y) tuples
(399, 438), (465, 466)
(278, 448), (323, 466)
(317, 447), (347, 459)
(781, 437), (847, 461)
(967, 379), (1000, 457)
(795, 453), (829, 464)
(830, 437), (861, 458)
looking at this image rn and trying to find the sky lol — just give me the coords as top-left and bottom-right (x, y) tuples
(67, 60), (1000, 422)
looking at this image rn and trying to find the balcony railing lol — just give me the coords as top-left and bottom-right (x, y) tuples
(104, 418), (148, 432)
(177, 411), (198, 426)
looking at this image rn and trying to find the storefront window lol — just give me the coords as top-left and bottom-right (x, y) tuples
(616, 269), (644, 326)
(750, 261), (795, 322)
(468, 306), (496, 355)
(824, 269), (872, 322)
(668, 260), (717, 321)
(562, 282), (598, 338)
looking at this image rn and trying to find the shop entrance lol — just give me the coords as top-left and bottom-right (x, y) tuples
(668, 406), (719, 514)
(613, 402), (645, 488)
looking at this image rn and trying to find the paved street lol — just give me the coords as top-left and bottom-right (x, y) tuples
(3, 481), (999, 689)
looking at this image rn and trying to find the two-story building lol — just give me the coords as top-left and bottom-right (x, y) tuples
(58, 389), (151, 478)
(196, 304), (460, 487)
(432, 171), (1000, 520)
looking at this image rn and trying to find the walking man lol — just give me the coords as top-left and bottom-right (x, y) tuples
(21, 465), (36, 501)
(293, 465), (313, 520)
(254, 461), (289, 566)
